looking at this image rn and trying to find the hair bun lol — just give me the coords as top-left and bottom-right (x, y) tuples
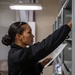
(1, 35), (12, 46)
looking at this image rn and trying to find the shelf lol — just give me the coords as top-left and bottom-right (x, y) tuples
(63, 0), (72, 11)
(64, 61), (72, 73)
(57, 8), (63, 18)
(63, 48), (72, 61)
(52, 0), (72, 75)
(65, 38), (72, 41)
(62, 63), (71, 75)
(57, 0), (72, 18)
(67, 47), (72, 51)
(54, 59), (58, 65)
(58, 56), (62, 64)
(59, 53), (61, 59)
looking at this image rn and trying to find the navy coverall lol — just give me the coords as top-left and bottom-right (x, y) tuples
(8, 24), (71, 75)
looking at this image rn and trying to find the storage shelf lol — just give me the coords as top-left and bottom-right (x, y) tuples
(58, 56), (62, 64)
(66, 38), (72, 41)
(62, 63), (71, 75)
(67, 47), (72, 51)
(64, 61), (72, 73)
(52, 0), (72, 75)
(64, 0), (72, 10)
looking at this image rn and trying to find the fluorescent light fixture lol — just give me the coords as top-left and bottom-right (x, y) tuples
(10, 3), (42, 10)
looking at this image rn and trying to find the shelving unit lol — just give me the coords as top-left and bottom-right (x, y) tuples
(65, 38), (72, 41)
(52, 0), (72, 75)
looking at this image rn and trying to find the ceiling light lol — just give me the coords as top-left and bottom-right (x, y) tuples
(9, 3), (42, 10)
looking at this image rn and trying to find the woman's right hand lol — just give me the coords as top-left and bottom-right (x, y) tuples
(67, 20), (72, 28)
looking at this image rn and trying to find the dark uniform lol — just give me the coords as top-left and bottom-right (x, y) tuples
(8, 24), (71, 75)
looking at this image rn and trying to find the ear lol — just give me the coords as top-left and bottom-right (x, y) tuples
(16, 33), (22, 41)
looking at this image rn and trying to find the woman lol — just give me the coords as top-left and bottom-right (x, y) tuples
(1, 21), (72, 75)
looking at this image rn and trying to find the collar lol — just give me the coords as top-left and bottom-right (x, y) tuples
(11, 43), (23, 49)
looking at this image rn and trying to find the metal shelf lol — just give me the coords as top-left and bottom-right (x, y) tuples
(62, 63), (71, 75)
(52, 0), (72, 75)
(66, 38), (72, 41)
(64, 61), (72, 73)
(63, 0), (72, 11)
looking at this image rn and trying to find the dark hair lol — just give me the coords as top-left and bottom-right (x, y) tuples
(1, 22), (27, 46)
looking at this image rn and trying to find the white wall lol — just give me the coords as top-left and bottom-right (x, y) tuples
(0, 3), (16, 60)
(36, 0), (59, 41)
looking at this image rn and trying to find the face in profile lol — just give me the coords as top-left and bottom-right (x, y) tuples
(18, 24), (34, 46)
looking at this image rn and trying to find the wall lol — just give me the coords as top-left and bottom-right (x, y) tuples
(35, 0), (59, 75)
(36, 0), (59, 42)
(0, 3), (16, 60)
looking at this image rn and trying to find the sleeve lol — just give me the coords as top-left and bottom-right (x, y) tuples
(38, 63), (43, 73)
(17, 24), (71, 68)
(29, 24), (71, 62)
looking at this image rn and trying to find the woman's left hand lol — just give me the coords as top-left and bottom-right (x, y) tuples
(40, 57), (53, 67)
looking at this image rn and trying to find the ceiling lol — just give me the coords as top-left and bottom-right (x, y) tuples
(0, 0), (15, 2)
(0, 0), (36, 3)
(0, 0), (35, 3)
